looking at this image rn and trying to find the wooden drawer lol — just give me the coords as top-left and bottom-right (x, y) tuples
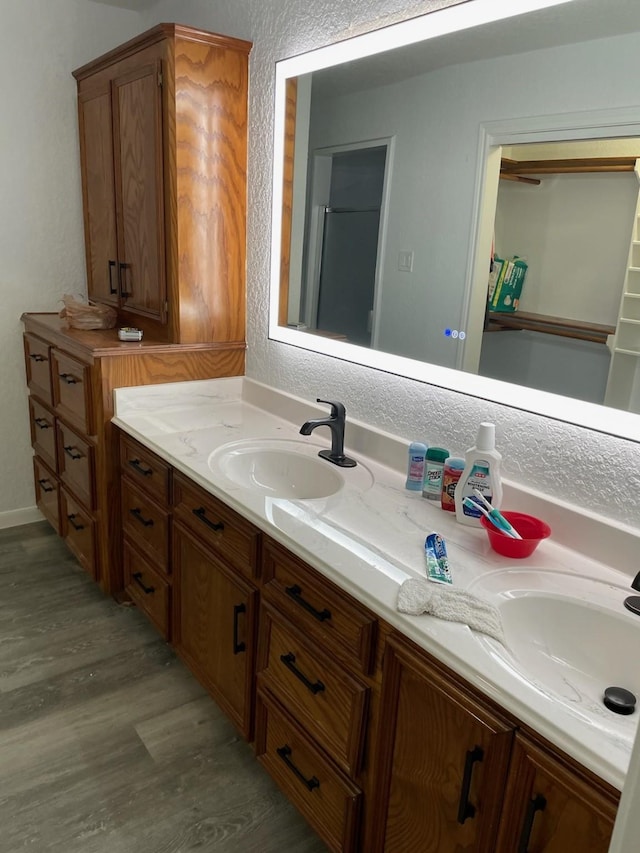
(33, 456), (60, 534)
(60, 488), (96, 579)
(257, 601), (368, 776)
(29, 397), (57, 472)
(256, 687), (362, 853)
(51, 349), (93, 434)
(121, 478), (170, 574)
(119, 433), (170, 505)
(124, 537), (170, 639)
(262, 538), (377, 674)
(173, 472), (260, 580)
(57, 421), (95, 510)
(24, 333), (53, 405)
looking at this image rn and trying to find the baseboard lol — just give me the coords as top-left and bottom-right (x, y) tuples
(0, 506), (44, 530)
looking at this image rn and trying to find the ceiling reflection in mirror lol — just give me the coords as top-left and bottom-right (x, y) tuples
(269, 0), (640, 440)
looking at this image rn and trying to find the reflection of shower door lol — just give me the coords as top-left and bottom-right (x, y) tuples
(316, 207), (380, 346)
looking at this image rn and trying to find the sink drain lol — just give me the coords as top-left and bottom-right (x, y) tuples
(603, 686), (636, 715)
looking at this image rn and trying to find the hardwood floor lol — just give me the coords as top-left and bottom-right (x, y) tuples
(0, 522), (326, 853)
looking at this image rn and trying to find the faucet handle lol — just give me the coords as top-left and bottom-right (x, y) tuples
(316, 399), (346, 420)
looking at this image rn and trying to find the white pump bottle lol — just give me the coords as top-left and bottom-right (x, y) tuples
(454, 422), (503, 527)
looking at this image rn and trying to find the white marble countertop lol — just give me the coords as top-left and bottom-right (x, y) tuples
(113, 376), (640, 791)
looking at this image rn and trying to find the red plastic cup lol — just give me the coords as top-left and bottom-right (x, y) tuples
(480, 511), (551, 558)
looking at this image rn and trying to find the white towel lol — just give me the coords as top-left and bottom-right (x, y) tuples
(397, 578), (505, 644)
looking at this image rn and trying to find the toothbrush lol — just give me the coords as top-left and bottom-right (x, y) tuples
(463, 497), (519, 538)
(472, 489), (523, 539)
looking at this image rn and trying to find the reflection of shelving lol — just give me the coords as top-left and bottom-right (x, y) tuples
(486, 311), (614, 345)
(500, 156), (637, 184)
(605, 164), (640, 412)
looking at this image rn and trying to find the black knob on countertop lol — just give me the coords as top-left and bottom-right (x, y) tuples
(603, 686), (636, 715)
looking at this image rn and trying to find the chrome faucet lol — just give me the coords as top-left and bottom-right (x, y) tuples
(299, 399), (357, 468)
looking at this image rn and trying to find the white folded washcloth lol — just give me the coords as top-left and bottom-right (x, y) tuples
(397, 578), (505, 644)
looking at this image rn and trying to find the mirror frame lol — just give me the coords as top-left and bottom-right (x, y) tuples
(269, 0), (640, 443)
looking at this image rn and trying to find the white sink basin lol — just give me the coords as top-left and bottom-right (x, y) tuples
(467, 569), (640, 729)
(208, 439), (371, 500)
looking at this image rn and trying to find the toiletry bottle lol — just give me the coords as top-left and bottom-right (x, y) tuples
(440, 456), (465, 512)
(405, 441), (428, 491)
(422, 447), (449, 500)
(454, 423), (503, 526)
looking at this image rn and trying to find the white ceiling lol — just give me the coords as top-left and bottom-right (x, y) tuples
(85, 0), (159, 10)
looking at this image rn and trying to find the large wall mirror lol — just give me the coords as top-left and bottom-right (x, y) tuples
(268, 0), (640, 442)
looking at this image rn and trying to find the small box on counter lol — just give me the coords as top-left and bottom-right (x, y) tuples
(488, 256), (528, 312)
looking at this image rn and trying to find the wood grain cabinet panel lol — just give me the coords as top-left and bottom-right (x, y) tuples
(257, 601), (369, 777)
(56, 421), (96, 511)
(51, 349), (93, 435)
(256, 687), (362, 853)
(123, 537), (170, 639)
(28, 397), (57, 472)
(172, 521), (257, 738)
(60, 488), (96, 580)
(119, 432), (171, 505)
(262, 537), (377, 675)
(173, 472), (260, 580)
(121, 478), (170, 574)
(495, 733), (618, 853)
(23, 333), (53, 405)
(33, 457), (60, 534)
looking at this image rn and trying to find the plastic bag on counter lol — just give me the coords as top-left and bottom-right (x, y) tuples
(59, 294), (117, 330)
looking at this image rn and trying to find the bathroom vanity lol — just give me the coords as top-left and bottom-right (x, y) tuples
(110, 376), (637, 852)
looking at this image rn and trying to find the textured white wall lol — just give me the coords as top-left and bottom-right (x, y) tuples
(137, 0), (640, 529)
(1, 0), (144, 516)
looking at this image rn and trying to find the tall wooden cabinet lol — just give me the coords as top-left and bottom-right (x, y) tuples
(73, 23), (251, 343)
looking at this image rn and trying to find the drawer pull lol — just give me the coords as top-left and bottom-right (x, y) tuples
(192, 506), (224, 532)
(59, 373), (79, 385)
(518, 794), (547, 853)
(128, 458), (153, 477)
(276, 745), (320, 792)
(108, 259), (118, 295)
(67, 513), (84, 531)
(280, 652), (325, 695)
(34, 417), (50, 430)
(285, 584), (331, 622)
(132, 571), (155, 595)
(129, 507), (154, 528)
(457, 745), (483, 824)
(233, 603), (247, 654)
(38, 478), (55, 493)
(63, 445), (83, 460)
(29, 352), (47, 363)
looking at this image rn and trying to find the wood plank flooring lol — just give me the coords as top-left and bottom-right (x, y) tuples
(0, 522), (326, 852)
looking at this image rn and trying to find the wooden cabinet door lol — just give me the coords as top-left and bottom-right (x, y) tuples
(111, 60), (166, 323)
(78, 84), (119, 306)
(172, 521), (257, 739)
(495, 733), (617, 853)
(372, 633), (514, 853)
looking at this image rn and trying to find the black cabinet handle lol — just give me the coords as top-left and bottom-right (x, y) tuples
(118, 261), (131, 298)
(276, 745), (320, 792)
(132, 571), (155, 595)
(34, 417), (50, 430)
(67, 513), (84, 531)
(285, 584), (331, 622)
(29, 353), (47, 362)
(192, 506), (224, 532)
(108, 260), (118, 295)
(280, 652), (325, 695)
(233, 603), (246, 654)
(129, 507), (154, 528)
(518, 794), (547, 853)
(457, 746), (484, 824)
(59, 373), (79, 385)
(128, 458), (153, 477)
(38, 478), (54, 493)
(63, 445), (83, 460)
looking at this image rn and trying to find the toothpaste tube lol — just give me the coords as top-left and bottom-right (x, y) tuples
(424, 532), (452, 584)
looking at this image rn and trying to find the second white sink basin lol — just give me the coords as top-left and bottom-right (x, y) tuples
(467, 569), (640, 732)
(208, 439), (371, 500)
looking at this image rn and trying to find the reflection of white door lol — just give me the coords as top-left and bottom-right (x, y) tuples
(303, 140), (392, 347)
(604, 160), (640, 412)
